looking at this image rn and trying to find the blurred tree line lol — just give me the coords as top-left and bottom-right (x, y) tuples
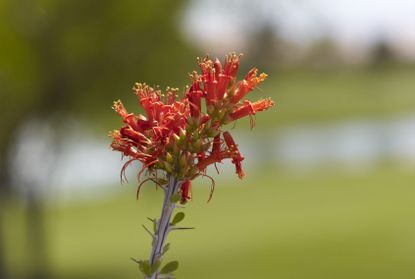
(0, 0), (196, 278)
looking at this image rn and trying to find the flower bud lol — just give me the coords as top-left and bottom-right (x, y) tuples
(166, 152), (174, 164)
(164, 161), (173, 173)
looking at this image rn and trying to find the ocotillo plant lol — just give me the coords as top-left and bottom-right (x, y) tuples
(110, 53), (274, 278)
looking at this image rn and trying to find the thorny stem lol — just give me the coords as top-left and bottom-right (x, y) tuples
(146, 175), (182, 279)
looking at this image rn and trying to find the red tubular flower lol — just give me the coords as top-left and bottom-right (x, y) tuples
(214, 53), (240, 100)
(180, 180), (192, 204)
(230, 98), (275, 121)
(230, 68), (268, 104)
(110, 52), (274, 201)
(120, 126), (151, 145)
(110, 130), (139, 158)
(112, 100), (138, 129)
(199, 57), (217, 106)
(186, 76), (204, 117)
(223, 131), (245, 179)
(223, 53), (240, 78)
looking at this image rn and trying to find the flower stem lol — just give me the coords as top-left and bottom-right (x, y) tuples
(147, 175), (182, 279)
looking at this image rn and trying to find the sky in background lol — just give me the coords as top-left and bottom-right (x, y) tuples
(183, 0), (415, 57)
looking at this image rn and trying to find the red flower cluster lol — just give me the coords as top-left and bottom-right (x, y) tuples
(110, 53), (274, 203)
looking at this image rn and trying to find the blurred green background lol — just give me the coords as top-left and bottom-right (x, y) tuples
(1, 0), (415, 278)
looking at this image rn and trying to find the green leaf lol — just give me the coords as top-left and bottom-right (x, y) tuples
(171, 212), (185, 225)
(142, 224), (154, 237)
(152, 218), (157, 233)
(163, 243), (170, 254)
(138, 260), (152, 277)
(169, 193), (181, 203)
(130, 257), (141, 264)
(160, 261), (179, 274)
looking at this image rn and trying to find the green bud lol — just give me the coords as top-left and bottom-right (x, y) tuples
(217, 109), (226, 120)
(194, 139), (202, 150)
(207, 105), (215, 115)
(172, 133), (180, 143)
(166, 152), (174, 164)
(174, 128), (185, 146)
(164, 161), (173, 173)
(179, 153), (187, 169)
(172, 143), (180, 156)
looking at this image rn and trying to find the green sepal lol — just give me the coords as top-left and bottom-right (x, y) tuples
(171, 212), (185, 226)
(160, 260), (179, 274)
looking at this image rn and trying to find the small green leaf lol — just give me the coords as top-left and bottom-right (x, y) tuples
(160, 260), (179, 274)
(138, 260), (152, 277)
(169, 193), (181, 203)
(130, 257), (141, 264)
(142, 224), (154, 238)
(171, 212), (185, 225)
(153, 218), (157, 233)
(163, 243), (170, 254)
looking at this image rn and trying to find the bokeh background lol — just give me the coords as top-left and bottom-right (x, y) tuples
(1, 0), (415, 278)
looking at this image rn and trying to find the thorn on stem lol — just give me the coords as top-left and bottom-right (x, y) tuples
(142, 224), (155, 238)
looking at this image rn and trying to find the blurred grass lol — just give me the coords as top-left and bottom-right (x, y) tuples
(248, 66), (415, 129)
(3, 166), (415, 279)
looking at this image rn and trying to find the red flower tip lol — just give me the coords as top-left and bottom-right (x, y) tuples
(252, 98), (274, 112)
(110, 130), (138, 158)
(230, 68), (268, 104)
(223, 131), (245, 179)
(112, 100), (129, 118)
(224, 52), (242, 78)
(235, 162), (245, 179)
(187, 73), (204, 117)
(230, 98), (275, 121)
